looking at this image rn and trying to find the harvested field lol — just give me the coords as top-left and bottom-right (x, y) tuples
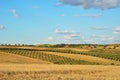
(0, 64), (120, 80)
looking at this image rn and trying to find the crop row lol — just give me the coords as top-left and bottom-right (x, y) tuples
(0, 48), (100, 65)
(37, 48), (120, 61)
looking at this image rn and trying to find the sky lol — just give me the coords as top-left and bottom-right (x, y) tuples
(0, 0), (120, 44)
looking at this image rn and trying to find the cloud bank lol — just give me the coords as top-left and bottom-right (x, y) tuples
(57, 0), (120, 10)
(54, 28), (120, 44)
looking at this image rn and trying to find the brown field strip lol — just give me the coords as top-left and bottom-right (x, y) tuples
(17, 47), (90, 52)
(58, 48), (90, 51)
(42, 51), (120, 65)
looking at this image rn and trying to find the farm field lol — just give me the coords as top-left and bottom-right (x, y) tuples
(0, 48), (100, 65)
(41, 51), (120, 65)
(0, 52), (51, 64)
(0, 46), (120, 80)
(0, 46), (120, 65)
(0, 64), (120, 80)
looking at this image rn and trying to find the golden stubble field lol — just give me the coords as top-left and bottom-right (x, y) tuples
(0, 64), (120, 80)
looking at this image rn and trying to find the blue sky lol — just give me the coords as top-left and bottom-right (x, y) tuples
(0, 0), (120, 44)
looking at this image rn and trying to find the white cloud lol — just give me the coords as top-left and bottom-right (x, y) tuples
(91, 27), (108, 30)
(32, 6), (40, 9)
(55, 29), (78, 35)
(9, 9), (20, 18)
(114, 31), (120, 34)
(64, 35), (72, 40)
(99, 35), (115, 41)
(61, 14), (66, 17)
(74, 14), (103, 17)
(114, 27), (120, 34)
(47, 36), (54, 41)
(64, 35), (81, 40)
(55, 29), (60, 33)
(55, 3), (62, 7)
(0, 25), (6, 30)
(55, 29), (81, 41)
(58, 0), (120, 10)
